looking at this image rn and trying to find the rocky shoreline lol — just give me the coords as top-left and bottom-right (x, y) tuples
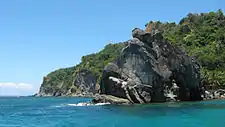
(34, 92), (96, 98)
(203, 89), (225, 100)
(91, 89), (225, 105)
(34, 89), (225, 100)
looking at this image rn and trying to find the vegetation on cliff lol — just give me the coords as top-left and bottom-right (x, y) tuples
(145, 9), (225, 88)
(38, 43), (126, 96)
(74, 43), (127, 82)
(39, 10), (225, 96)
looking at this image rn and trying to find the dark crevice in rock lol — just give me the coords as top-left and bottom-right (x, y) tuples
(127, 88), (140, 103)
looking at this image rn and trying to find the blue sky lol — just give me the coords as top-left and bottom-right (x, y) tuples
(0, 0), (224, 96)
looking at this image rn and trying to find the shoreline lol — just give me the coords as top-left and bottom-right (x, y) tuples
(31, 88), (225, 105)
(31, 94), (225, 102)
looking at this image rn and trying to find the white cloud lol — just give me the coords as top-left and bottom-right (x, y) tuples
(0, 82), (38, 96)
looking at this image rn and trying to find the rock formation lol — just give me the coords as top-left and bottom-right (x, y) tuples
(94, 28), (203, 104)
(37, 69), (98, 97)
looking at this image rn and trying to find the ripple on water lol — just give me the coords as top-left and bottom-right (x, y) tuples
(0, 97), (225, 127)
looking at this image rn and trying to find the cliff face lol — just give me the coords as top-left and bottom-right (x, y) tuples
(95, 28), (202, 104)
(38, 67), (75, 96)
(38, 68), (98, 97)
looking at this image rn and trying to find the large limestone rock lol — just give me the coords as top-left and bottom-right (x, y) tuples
(95, 28), (202, 104)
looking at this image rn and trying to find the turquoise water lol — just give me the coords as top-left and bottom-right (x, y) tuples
(0, 97), (224, 127)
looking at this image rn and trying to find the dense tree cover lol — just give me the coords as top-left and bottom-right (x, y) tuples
(75, 43), (126, 82)
(41, 66), (76, 94)
(145, 9), (225, 88)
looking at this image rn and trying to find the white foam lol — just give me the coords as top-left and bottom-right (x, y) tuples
(95, 103), (110, 106)
(68, 103), (91, 106)
(67, 102), (110, 107)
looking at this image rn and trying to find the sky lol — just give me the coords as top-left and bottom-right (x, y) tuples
(0, 0), (224, 96)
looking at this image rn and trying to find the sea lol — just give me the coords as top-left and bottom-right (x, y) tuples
(0, 97), (224, 127)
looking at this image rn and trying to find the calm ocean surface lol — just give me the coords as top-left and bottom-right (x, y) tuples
(0, 97), (224, 127)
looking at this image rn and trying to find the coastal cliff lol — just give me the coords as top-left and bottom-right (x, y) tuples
(37, 67), (98, 97)
(37, 10), (225, 101)
(37, 43), (126, 97)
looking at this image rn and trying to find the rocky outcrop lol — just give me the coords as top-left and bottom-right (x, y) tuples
(203, 89), (225, 100)
(92, 94), (131, 105)
(95, 28), (202, 104)
(37, 69), (98, 97)
(74, 69), (97, 94)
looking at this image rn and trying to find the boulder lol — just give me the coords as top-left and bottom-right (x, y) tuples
(132, 28), (146, 41)
(214, 89), (225, 99)
(92, 94), (131, 105)
(202, 89), (225, 100)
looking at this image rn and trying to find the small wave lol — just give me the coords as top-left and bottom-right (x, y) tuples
(52, 105), (64, 108)
(67, 102), (110, 107)
(50, 104), (67, 108)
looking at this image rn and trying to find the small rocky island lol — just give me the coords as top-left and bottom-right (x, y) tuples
(37, 11), (225, 104)
(92, 28), (202, 104)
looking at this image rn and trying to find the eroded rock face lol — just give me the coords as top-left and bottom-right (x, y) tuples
(96, 28), (202, 104)
(74, 69), (97, 93)
(38, 69), (97, 97)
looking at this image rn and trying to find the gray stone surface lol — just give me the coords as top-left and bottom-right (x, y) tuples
(38, 69), (97, 97)
(92, 94), (131, 105)
(97, 28), (202, 104)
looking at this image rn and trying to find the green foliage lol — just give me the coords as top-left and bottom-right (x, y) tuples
(148, 9), (225, 87)
(42, 66), (76, 93)
(41, 42), (126, 93)
(76, 42), (126, 82)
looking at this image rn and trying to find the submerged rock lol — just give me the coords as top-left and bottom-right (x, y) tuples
(94, 28), (202, 104)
